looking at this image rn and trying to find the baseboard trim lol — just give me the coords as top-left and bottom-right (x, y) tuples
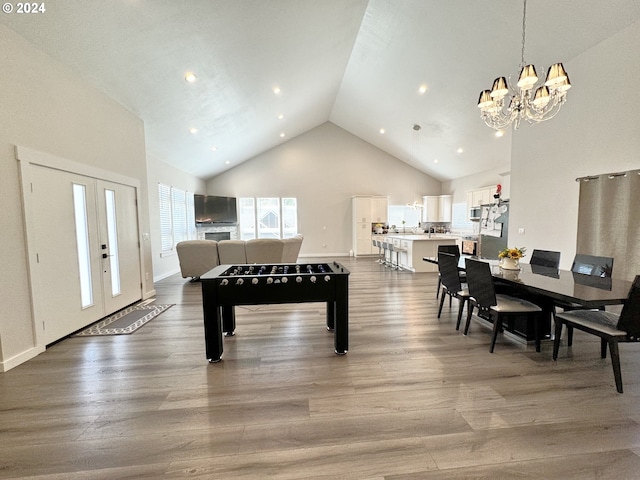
(0, 345), (45, 372)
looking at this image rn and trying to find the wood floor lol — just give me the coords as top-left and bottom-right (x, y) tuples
(2, 257), (640, 479)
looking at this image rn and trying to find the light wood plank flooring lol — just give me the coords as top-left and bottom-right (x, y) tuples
(2, 257), (640, 479)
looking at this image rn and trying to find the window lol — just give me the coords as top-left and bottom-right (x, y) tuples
(72, 183), (93, 308)
(239, 197), (298, 240)
(158, 183), (195, 255)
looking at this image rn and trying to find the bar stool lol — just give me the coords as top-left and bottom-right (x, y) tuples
(372, 239), (384, 263)
(392, 243), (407, 270)
(380, 241), (390, 267)
(387, 243), (398, 269)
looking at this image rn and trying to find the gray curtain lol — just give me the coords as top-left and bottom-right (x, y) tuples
(576, 169), (640, 282)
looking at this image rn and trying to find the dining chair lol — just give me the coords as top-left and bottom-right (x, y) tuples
(555, 254), (615, 345)
(530, 249), (561, 269)
(553, 275), (640, 393)
(437, 252), (471, 330)
(571, 254), (614, 277)
(464, 258), (543, 352)
(436, 244), (465, 298)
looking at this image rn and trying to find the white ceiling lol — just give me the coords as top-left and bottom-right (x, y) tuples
(3, 0), (640, 181)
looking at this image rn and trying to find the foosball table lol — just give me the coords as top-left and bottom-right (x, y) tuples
(200, 262), (350, 362)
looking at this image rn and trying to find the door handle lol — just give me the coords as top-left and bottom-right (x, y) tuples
(102, 253), (113, 259)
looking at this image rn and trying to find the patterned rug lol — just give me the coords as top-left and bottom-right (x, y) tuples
(73, 303), (173, 336)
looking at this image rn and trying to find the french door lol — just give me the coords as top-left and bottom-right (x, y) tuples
(28, 165), (142, 345)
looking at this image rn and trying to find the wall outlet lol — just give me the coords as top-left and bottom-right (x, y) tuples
(518, 227), (525, 235)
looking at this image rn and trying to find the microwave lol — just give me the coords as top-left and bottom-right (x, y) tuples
(469, 206), (482, 221)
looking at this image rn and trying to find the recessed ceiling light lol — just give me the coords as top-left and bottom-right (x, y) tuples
(456, 147), (464, 154)
(273, 86), (281, 95)
(211, 146), (217, 152)
(184, 72), (197, 83)
(225, 160), (230, 165)
(433, 159), (439, 163)
(280, 132), (285, 138)
(189, 127), (198, 134)
(379, 128), (386, 134)
(495, 130), (504, 138)
(418, 84), (428, 94)
(278, 114), (284, 120)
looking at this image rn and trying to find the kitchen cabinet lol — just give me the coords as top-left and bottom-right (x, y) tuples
(467, 186), (497, 220)
(352, 195), (388, 256)
(422, 195), (452, 222)
(371, 196), (388, 223)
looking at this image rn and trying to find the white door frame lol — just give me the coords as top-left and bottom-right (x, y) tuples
(16, 145), (147, 350)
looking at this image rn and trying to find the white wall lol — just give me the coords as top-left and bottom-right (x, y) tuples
(442, 164), (511, 204)
(508, 20), (640, 272)
(147, 153), (207, 280)
(0, 26), (151, 370)
(206, 122), (442, 255)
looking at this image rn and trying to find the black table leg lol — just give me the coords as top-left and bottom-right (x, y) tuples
(334, 275), (348, 354)
(222, 305), (236, 336)
(202, 284), (223, 362)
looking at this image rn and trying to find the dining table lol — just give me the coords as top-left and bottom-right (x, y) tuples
(424, 255), (632, 307)
(424, 255), (633, 343)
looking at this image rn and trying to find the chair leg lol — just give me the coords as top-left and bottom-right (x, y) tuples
(455, 298), (466, 331)
(490, 314), (502, 353)
(567, 326), (574, 346)
(535, 315), (541, 353)
(552, 319), (563, 360)
(608, 339), (623, 393)
(436, 277), (441, 298)
(601, 338), (607, 359)
(464, 303), (474, 335)
(437, 289), (446, 318)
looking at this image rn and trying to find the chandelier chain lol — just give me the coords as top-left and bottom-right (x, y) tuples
(520, 0), (527, 68)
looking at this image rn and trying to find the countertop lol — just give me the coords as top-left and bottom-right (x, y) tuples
(383, 234), (457, 241)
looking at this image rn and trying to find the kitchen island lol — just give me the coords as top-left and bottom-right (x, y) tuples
(382, 235), (457, 272)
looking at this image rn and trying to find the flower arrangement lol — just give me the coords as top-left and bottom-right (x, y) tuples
(498, 247), (526, 259)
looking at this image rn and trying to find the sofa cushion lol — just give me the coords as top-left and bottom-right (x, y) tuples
(217, 240), (247, 264)
(281, 235), (303, 262)
(176, 240), (219, 278)
(245, 238), (285, 263)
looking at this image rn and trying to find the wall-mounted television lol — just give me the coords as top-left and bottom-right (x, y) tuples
(194, 195), (238, 225)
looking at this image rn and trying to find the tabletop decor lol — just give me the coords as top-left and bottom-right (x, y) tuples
(498, 247), (526, 270)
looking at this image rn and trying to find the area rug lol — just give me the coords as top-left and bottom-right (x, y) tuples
(73, 302), (173, 336)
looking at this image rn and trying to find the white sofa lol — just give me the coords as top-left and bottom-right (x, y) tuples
(177, 235), (304, 279)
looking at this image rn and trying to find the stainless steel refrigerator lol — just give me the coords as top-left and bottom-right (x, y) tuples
(478, 200), (509, 259)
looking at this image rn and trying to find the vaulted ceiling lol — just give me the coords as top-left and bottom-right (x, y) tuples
(3, 0), (640, 181)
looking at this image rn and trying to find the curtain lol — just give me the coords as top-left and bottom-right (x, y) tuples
(576, 169), (640, 282)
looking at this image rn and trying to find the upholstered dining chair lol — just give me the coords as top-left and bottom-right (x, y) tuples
(553, 275), (640, 393)
(530, 249), (561, 269)
(437, 252), (471, 331)
(436, 244), (464, 298)
(464, 258), (543, 352)
(554, 254), (615, 345)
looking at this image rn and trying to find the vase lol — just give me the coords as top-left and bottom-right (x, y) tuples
(500, 257), (520, 270)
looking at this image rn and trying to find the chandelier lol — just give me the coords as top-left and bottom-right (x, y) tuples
(477, 0), (571, 130)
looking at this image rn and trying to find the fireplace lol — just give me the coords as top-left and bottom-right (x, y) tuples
(205, 232), (231, 241)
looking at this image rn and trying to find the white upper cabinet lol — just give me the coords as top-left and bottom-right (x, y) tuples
(422, 195), (452, 222)
(370, 196), (388, 223)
